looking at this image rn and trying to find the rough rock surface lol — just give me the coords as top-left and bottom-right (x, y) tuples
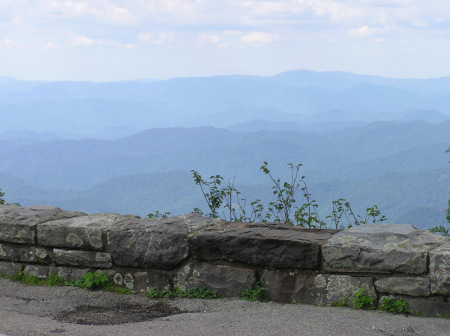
(23, 264), (49, 278)
(322, 224), (449, 274)
(174, 262), (255, 297)
(0, 261), (22, 277)
(430, 243), (450, 295)
(106, 216), (189, 269)
(190, 222), (338, 270)
(0, 205), (86, 244)
(49, 266), (91, 282)
(375, 276), (430, 296)
(260, 269), (318, 304)
(37, 213), (135, 250)
(379, 295), (450, 317)
(0, 243), (52, 264)
(53, 248), (112, 268)
(313, 274), (376, 306)
(108, 268), (172, 292)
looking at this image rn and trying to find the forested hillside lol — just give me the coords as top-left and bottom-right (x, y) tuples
(0, 120), (448, 229)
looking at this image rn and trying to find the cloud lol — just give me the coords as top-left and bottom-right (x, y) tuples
(348, 25), (387, 38)
(241, 31), (279, 45)
(71, 35), (95, 46)
(42, 41), (60, 50)
(138, 31), (175, 45)
(3, 38), (26, 48)
(40, 0), (137, 26)
(197, 33), (228, 48)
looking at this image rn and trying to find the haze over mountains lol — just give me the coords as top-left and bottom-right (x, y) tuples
(1, 70), (450, 138)
(1, 70), (449, 229)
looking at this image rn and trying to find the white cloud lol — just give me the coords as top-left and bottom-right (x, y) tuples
(71, 35), (95, 46)
(3, 38), (26, 48)
(241, 31), (279, 45)
(40, 0), (137, 25)
(197, 34), (228, 48)
(42, 41), (60, 50)
(348, 25), (387, 38)
(138, 31), (175, 45)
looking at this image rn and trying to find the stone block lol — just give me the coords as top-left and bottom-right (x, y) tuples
(37, 213), (133, 251)
(178, 212), (226, 234)
(322, 224), (449, 274)
(379, 295), (450, 317)
(313, 274), (376, 306)
(107, 216), (189, 269)
(430, 243), (450, 295)
(53, 248), (112, 268)
(190, 222), (337, 270)
(0, 261), (22, 277)
(0, 243), (52, 264)
(49, 266), (91, 282)
(260, 269), (318, 304)
(107, 268), (172, 293)
(24, 264), (49, 278)
(375, 276), (430, 296)
(174, 262), (255, 297)
(0, 205), (86, 244)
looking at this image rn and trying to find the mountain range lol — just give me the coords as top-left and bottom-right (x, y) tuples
(0, 70), (449, 229)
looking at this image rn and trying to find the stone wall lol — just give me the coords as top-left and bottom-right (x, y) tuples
(0, 205), (449, 316)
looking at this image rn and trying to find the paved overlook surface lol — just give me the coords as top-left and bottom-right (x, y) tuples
(1, 279), (449, 336)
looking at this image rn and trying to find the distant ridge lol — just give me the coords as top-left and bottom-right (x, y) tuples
(1, 70), (450, 138)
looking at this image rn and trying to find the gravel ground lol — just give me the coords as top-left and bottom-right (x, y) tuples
(0, 278), (449, 336)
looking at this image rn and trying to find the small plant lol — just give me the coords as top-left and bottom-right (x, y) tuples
(434, 313), (450, 318)
(241, 278), (268, 302)
(46, 273), (68, 286)
(74, 271), (110, 290)
(12, 269), (44, 285)
(380, 297), (410, 314)
(147, 210), (171, 219)
(147, 286), (217, 299)
(0, 188), (5, 205)
(191, 161), (387, 229)
(351, 287), (375, 310)
(185, 287), (218, 299)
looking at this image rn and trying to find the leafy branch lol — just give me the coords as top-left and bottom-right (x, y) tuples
(192, 161), (387, 229)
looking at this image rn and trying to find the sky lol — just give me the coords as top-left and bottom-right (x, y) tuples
(1, 0), (450, 81)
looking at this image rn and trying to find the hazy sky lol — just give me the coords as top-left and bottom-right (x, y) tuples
(1, 0), (450, 81)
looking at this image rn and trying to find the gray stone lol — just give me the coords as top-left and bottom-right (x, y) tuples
(37, 213), (136, 251)
(379, 295), (450, 317)
(0, 205), (86, 244)
(182, 213), (226, 234)
(53, 248), (112, 268)
(430, 242), (450, 295)
(0, 243), (52, 264)
(106, 216), (189, 269)
(375, 276), (430, 296)
(322, 224), (449, 274)
(48, 266), (91, 282)
(260, 269), (318, 304)
(0, 261), (22, 277)
(313, 274), (376, 306)
(23, 264), (49, 278)
(174, 262), (255, 297)
(189, 222), (338, 270)
(107, 268), (172, 293)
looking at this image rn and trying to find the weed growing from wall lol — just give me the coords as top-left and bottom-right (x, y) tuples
(380, 297), (410, 314)
(241, 278), (268, 302)
(192, 161), (387, 229)
(351, 287), (376, 310)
